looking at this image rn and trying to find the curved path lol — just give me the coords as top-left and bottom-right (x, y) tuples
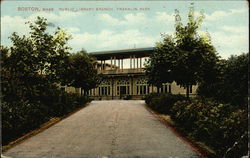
(4, 100), (201, 158)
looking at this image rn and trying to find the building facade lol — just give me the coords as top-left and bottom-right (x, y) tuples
(65, 47), (197, 99)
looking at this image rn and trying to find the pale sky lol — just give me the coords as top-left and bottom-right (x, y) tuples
(1, 0), (249, 59)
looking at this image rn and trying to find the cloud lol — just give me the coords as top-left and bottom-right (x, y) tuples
(1, 11), (82, 35)
(28, 11), (82, 22)
(205, 11), (229, 21)
(98, 12), (148, 26)
(205, 8), (247, 21)
(155, 12), (174, 22)
(98, 12), (174, 27)
(69, 29), (160, 52)
(1, 11), (82, 46)
(1, 8), (247, 59)
(221, 26), (248, 34)
(230, 8), (245, 14)
(123, 13), (147, 24)
(210, 31), (249, 58)
(97, 14), (120, 25)
(1, 15), (30, 37)
(65, 27), (81, 33)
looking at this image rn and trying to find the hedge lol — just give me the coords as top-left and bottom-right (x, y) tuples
(144, 93), (186, 114)
(2, 91), (91, 145)
(145, 93), (247, 157)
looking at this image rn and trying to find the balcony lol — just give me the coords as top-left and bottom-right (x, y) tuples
(98, 68), (145, 75)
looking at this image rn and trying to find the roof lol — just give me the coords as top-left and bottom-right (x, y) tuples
(89, 47), (155, 60)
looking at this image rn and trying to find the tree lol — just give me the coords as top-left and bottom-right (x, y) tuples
(173, 6), (219, 98)
(28, 16), (72, 83)
(223, 53), (248, 108)
(1, 16), (73, 102)
(1, 33), (39, 101)
(61, 50), (100, 95)
(145, 35), (176, 90)
(146, 5), (219, 98)
(198, 53), (249, 109)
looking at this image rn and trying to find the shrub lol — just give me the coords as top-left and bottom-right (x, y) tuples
(146, 93), (247, 157)
(123, 95), (132, 100)
(2, 100), (49, 144)
(2, 91), (91, 145)
(145, 93), (186, 114)
(170, 99), (247, 157)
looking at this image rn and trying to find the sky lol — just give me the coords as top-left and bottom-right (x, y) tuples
(1, 0), (249, 59)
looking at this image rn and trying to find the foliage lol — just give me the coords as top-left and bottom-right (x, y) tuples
(145, 93), (247, 157)
(28, 17), (72, 82)
(145, 35), (176, 88)
(1, 17), (72, 102)
(123, 95), (132, 100)
(144, 93), (186, 114)
(2, 90), (90, 145)
(1, 17), (95, 145)
(61, 50), (100, 92)
(145, 5), (219, 98)
(170, 99), (248, 157)
(197, 53), (249, 109)
(61, 50), (100, 95)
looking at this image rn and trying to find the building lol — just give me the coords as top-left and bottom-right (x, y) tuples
(65, 47), (197, 99)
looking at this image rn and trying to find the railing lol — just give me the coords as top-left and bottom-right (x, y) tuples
(98, 68), (145, 75)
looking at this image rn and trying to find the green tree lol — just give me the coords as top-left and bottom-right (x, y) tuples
(1, 17), (73, 102)
(1, 34), (39, 101)
(146, 5), (219, 98)
(145, 35), (176, 90)
(62, 50), (100, 95)
(198, 53), (249, 109)
(173, 7), (219, 98)
(29, 16), (72, 83)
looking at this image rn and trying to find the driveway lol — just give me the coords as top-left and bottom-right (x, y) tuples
(4, 100), (202, 158)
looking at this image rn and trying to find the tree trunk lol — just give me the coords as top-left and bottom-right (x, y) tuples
(186, 85), (190, 99)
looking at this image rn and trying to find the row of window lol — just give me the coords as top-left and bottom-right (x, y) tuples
(86, 84), (172, 96)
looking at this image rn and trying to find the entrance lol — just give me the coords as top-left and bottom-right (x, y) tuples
(120, 86), (127, 95)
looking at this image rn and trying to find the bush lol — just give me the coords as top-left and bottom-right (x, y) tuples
(123, 95), (132, 100)
(2, 100), (49, 144)
(145, 93), (186, 114)
(170, 99), (247, 157)
(145, 93), (247, 157)
(2, 91), (91, 145)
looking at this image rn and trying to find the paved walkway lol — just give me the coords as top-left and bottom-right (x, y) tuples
(4, 100), (201, 158)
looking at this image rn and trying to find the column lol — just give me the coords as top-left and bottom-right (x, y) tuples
(118, 59), (120, 69)
(130, 55), (132, 69)
(140, 58), (142, 68)
(137, 57), (139, 69)
(111, 57), (113, 70)
(114, 56), (116, 68)
(121, 59), (123, 70)
(133, 55), (135, 69)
